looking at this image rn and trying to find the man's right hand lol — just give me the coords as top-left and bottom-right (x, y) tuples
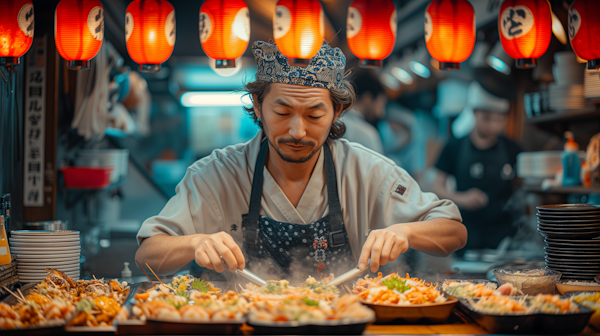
(193, 232), (245, 273)
(457, 188), (488, 210)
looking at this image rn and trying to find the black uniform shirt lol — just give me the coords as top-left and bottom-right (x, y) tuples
(435, 135), (521, 251)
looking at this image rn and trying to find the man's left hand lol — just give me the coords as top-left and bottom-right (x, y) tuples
(358, 227), (409, 273)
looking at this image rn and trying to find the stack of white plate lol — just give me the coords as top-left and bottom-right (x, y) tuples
(75, 149), (129, 183)
(584, 69), (600, 101)
(550, 52), (587, 111)
(9, 230), (80, 282)
(517, 151), (562, 182)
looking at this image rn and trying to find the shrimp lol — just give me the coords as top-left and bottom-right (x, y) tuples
(179, 305), (210, 322)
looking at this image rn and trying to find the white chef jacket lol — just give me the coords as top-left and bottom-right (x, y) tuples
(137, 130), (462, 267)
(342, 109), (384, 154)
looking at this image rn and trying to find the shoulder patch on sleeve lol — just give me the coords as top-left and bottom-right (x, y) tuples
(394, 184), (407, 195)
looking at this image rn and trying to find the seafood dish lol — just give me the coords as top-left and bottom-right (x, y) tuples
(242, 275), (340, 303)
(125, 275), (247, 323)
(570, 291), (600, 312)
(461, 294), (594, 334)
(442, 280), (519, 298)
(466, 295), (527, 314)
(0, 269), (130, 330)
(352, 273), (446, 305)
(248, 293), (374, 323)
(527, 294), (579, 314)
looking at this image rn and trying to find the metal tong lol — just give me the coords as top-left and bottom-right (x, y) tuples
(328, 266), (369, 287)
(235, 268), (267, 286)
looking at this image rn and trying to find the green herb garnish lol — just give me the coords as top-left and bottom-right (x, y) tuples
(382, 276), (411, 293)
(301, 297), (319, 306)
(192, 279), (209, 293)
(76, 297), (95, 313)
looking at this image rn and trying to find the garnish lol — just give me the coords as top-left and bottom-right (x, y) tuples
(382, 276), (411, 293)
(301, 297), (320, 306)
(192, 279), (209, 293)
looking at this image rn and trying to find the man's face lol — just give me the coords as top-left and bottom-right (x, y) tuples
(254, 83), (341, 163)
(357, 92), (387, 125)
(473, 110), (507, 140)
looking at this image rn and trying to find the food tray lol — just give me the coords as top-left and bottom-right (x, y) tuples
(1, 283), (70, 335)
(343, 284), (458, 323)
(564, 291), (600, 330)
(247, 315), (374, 335)
(440, 279), (498, 298)
(117, 281), (244, 335)
(459, 296), (593, 334)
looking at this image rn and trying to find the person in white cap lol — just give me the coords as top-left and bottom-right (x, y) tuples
(433, 81), (521, 254)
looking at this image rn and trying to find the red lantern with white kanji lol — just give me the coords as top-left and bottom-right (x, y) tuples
(55, 0), (104, 70)
(200, 0), (249, 69)
(569, 0), (600, 70)
(0, 0), (34, 66)
(126, 0), (175, 73)
(347, 0), (397, 68)
(274, 0), (324, 67)
(425, 0), (475, 71)
(499, 0), (551, 69)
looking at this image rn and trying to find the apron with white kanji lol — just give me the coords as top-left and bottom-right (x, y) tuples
(242, 140), (355, 281)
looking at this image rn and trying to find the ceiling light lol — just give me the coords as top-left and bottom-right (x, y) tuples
(551, 11), (567, 45)
(380, 73), (400, 91)
(409, 61), (431, 78)
(486, 41), (513, 75)
(181, 91), (252, 107)
(391, 67), (413, 85)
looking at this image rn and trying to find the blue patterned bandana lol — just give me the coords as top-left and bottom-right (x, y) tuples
(252, 40), (346, 90)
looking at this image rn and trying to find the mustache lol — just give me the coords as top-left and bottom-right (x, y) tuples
(277, 138), (316, 147)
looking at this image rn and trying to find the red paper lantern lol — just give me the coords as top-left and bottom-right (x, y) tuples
(347, 0), (397, 68)
(200, 0), (249, 69)
(0, 0), (34, 66)
(569, 0), (600, 70)
(499, 0), (551, 69)
(274, 0), (324, 67)
(126, 0), (175, 73)
(425, 0), (475, 71)
(55, 0), (104, 70)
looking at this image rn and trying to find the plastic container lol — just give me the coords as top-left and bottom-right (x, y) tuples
(493, 269), (561, 295)
(562, 132), (582, 186)
(61, 167), (114, 189)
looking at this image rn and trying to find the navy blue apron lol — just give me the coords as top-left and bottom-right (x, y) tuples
(242, 140), (355, 280)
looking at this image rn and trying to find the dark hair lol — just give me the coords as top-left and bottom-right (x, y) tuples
(353, 69), (385, 100)
(242, 78), (356, 139)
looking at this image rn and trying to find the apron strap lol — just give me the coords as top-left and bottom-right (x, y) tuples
(323, 143), (346, 248)
(244, 140), (269, 244)
(244, 140), (346, 248)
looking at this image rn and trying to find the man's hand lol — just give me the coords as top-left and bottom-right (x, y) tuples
(193, 232), (245, 273)
(457, 188), (488, 210)
(358, 227), (409, 273)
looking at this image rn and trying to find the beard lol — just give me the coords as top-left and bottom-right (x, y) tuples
(268, 137), (321, 163)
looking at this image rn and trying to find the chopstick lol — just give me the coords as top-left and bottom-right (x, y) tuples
(135, 260), (156, 288)
(2, 286), (25, 304)
(145, 263), (165, 286)
(16, 288), (26, 302)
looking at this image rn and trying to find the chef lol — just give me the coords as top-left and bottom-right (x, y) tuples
(433, 81), (520, 254)
(136, 41), (466, 281)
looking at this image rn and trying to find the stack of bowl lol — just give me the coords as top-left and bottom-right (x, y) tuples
(584, 68), (600, 102)
(549, 52), (587, 111)
(75, 149), (129, 184)
(9, 230), (80, 282)
(538, 204), (600, 280)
